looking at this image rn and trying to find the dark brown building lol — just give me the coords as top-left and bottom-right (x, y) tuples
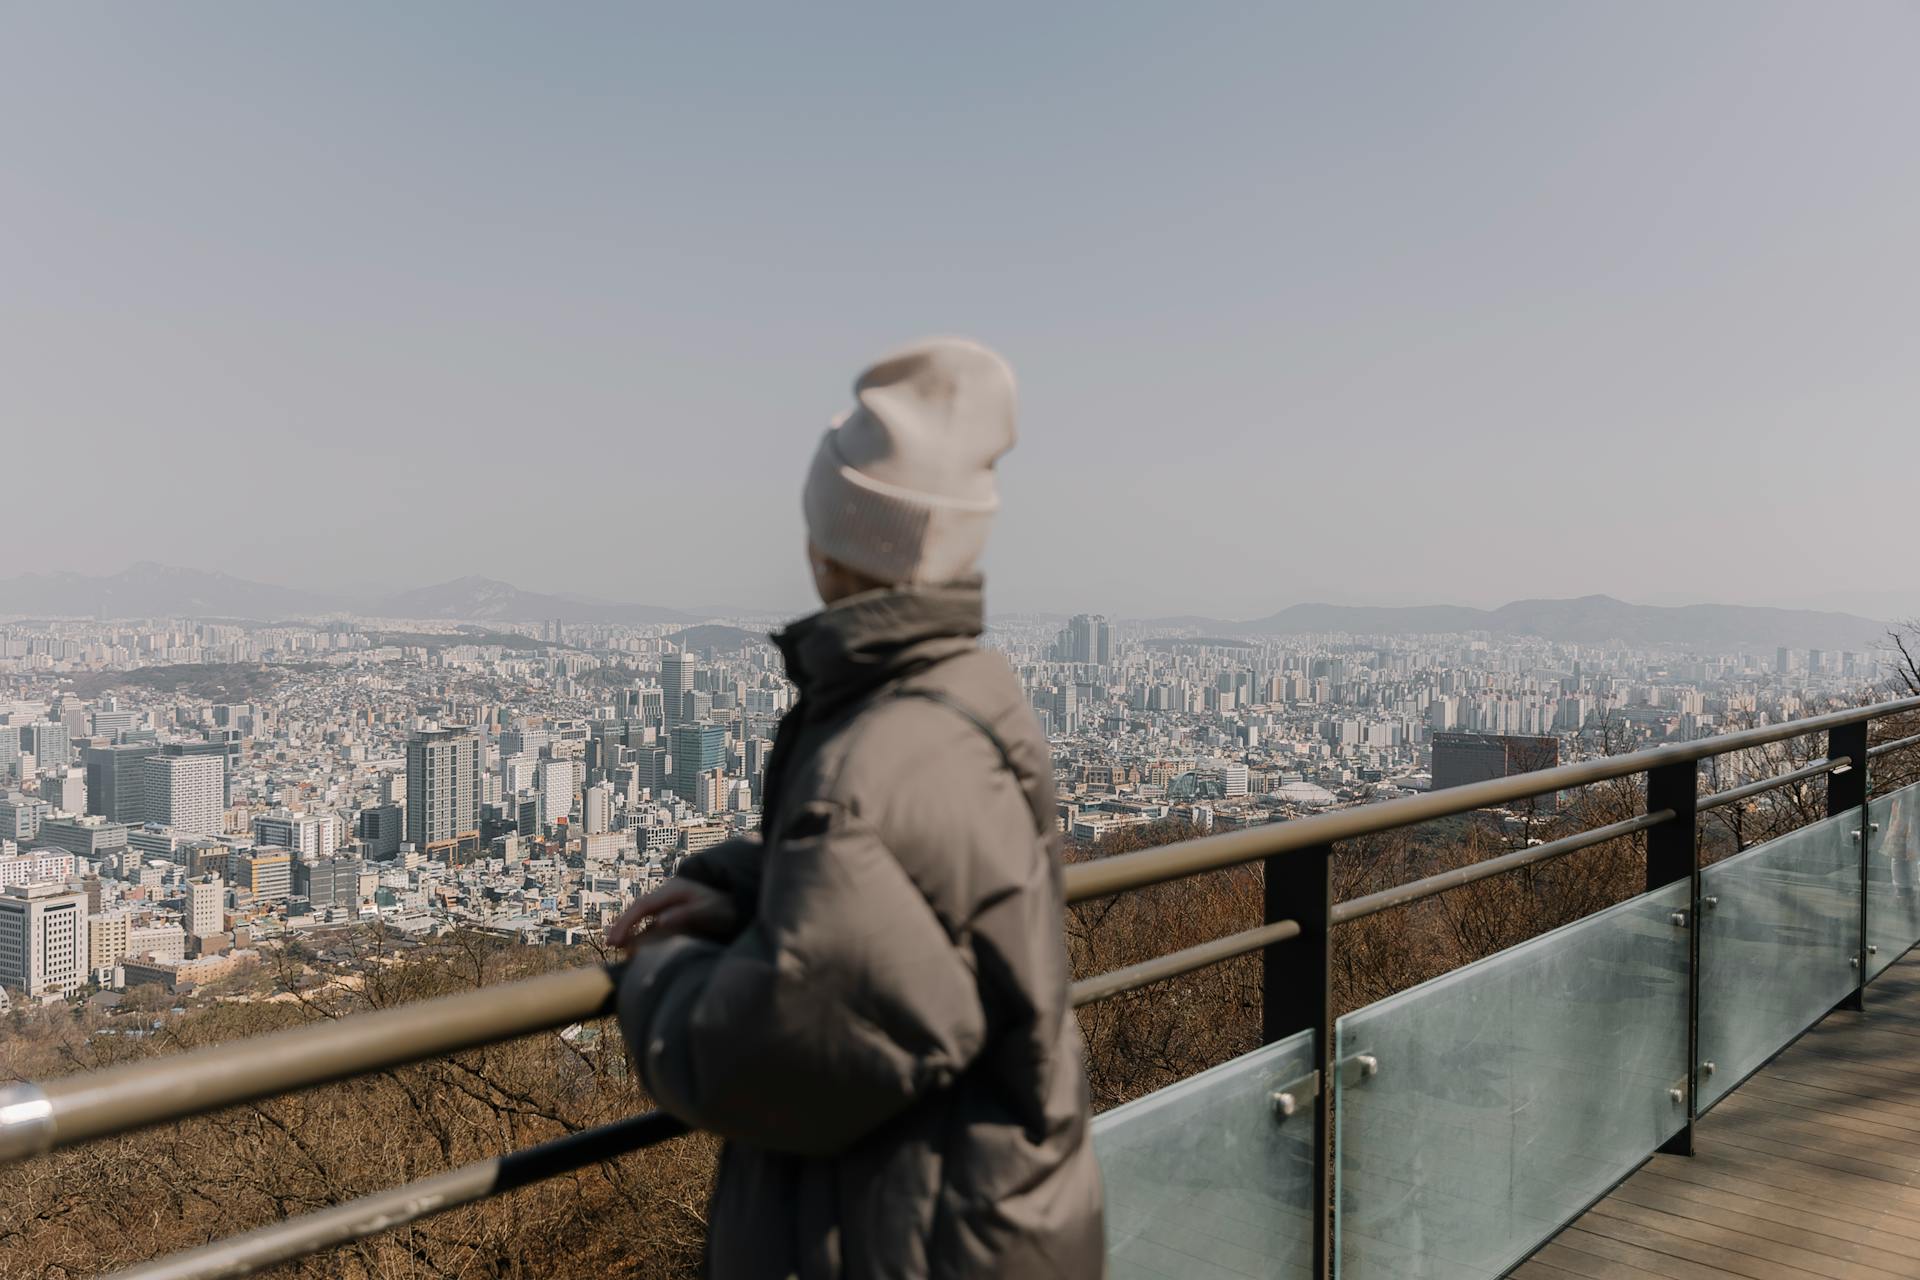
(1431, 732), (1560, 812)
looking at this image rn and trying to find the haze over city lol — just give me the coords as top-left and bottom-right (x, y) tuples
(6, 4), (1919, 619)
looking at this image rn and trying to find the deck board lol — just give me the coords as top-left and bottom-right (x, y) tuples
(1518, 953), (1920, 1278)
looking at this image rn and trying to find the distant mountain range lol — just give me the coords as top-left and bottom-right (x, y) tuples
(0, 566), (1896, 652)
(0, 564), (345, 620)
(1229, 595), (1889, 651)
(0, 563), (696, 626)
(369, 576), (695, 626)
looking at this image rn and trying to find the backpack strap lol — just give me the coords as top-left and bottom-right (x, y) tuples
(889, 687), (1050, 836)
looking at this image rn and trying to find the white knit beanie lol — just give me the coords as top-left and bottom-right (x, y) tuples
(803, 337), (1017, 585)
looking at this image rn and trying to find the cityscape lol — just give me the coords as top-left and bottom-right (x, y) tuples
(0, 569), (1903, 1006)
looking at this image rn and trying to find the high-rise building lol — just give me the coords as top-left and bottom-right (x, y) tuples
(357, 805), (403, 860)
(0, 794), (49, 842)
(1061, 614), (1112, 666)
(229, 850), (292, 902)
(661, 655), (697, 727)
(42, 768), (85, 814)
(0, 881), (89, 997)
(536, 757), (578, 829)
(23, 722), (71, 770)
(583, 783), (611, 835)
(253, 810), (339, 861)
(164, 738), (235, 806)
(88, 910), (131, 977)
(0, 727), (19, 784)
(84, 743), (158, 824)
(669, 723), (728, 803)
(294, 856), (363, 909)
(637, 747), (671, 796)
(499, 727), (550, 759)
(141, 753), (224, 837)
(501, 754), (539, 798)
(1431, 733), (1561, 813)
(187, 874), (224, 939)
(405, 728), (482, 853)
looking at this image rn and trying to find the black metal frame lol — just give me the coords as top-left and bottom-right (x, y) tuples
(1263, 844), (1334, 1277)
(1831, 723), (1870, 1012)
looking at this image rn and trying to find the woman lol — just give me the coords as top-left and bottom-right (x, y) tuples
(609, 338), (1104, 1279)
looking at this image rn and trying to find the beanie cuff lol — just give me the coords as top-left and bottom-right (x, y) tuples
(803, 431), (996, 584)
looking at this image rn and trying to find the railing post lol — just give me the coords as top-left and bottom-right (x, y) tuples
(1830, 721), (1869, 1011)
(1264, 844), (1333, 1280)
(1646, 759), (1698, 1157)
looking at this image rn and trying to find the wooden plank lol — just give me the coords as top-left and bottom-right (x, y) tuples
(1681, 1148), (1920, 1223)
(1582, 1199), (1906, 1280)
(1739, 1072), (1920, 1125)
(1639, 1160), (1920, 1242)
(1524, 1239), (1690, 1280)
(1603, 1177), (1920, 1275)
(1549, 1222), (1824, 1280)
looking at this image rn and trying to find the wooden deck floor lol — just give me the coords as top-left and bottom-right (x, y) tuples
(1511, 952), (1920, 1280)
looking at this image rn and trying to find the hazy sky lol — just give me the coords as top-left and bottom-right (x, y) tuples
(5, 4), (1918, 620)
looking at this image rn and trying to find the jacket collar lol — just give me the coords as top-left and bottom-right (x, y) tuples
(774, 579), (985, 714)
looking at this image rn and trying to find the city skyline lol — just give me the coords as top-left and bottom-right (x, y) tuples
(6, 5), (1919, 620)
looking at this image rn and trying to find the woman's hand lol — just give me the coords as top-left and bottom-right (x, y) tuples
(605, 877), (739, 950)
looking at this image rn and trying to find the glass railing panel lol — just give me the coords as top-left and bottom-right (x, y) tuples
(1867, 783), (1920, 981)
(1698, 806), (1861, 1110)
(1093, 1028), (1317, 1280)
(1335, 881), (1690, 1280)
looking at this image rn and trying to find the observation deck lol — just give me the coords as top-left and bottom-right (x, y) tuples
(1516, 953), (1920, 1280)
(4, 698), (1920, 1279)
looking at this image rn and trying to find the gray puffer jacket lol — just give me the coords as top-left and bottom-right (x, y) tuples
(617, 580), (1104, 1279)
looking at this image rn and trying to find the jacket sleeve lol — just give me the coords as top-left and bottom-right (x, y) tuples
(670, 832), (765, 924)
(617, 799), (987, 1156)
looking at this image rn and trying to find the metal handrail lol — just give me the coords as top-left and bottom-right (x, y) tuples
(0, 962), (622, 1162)
(1870, 730), (1920, 760)
(107, 1109), (690, 1280)
(1331, 809), (1674, 924)
(1061, 697), (1920, 903)
(1697, 755), (1848, 813)
(1070, 919), (1300, 1007)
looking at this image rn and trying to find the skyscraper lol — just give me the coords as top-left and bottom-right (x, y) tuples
(536, 756), (578, 829)
(141, 754), (224, 837)
(23, 722), (71, 770)
(84, 743), (159, 824)
(583, 782), (611, 835)
(669, 723), (727, 804)
(0, 727), (20, 785)
(1065, 614), (1111, 665)
(165, 737), (236, 806)
(661, 654), (697, 727)
(405, 728), (482, 853)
